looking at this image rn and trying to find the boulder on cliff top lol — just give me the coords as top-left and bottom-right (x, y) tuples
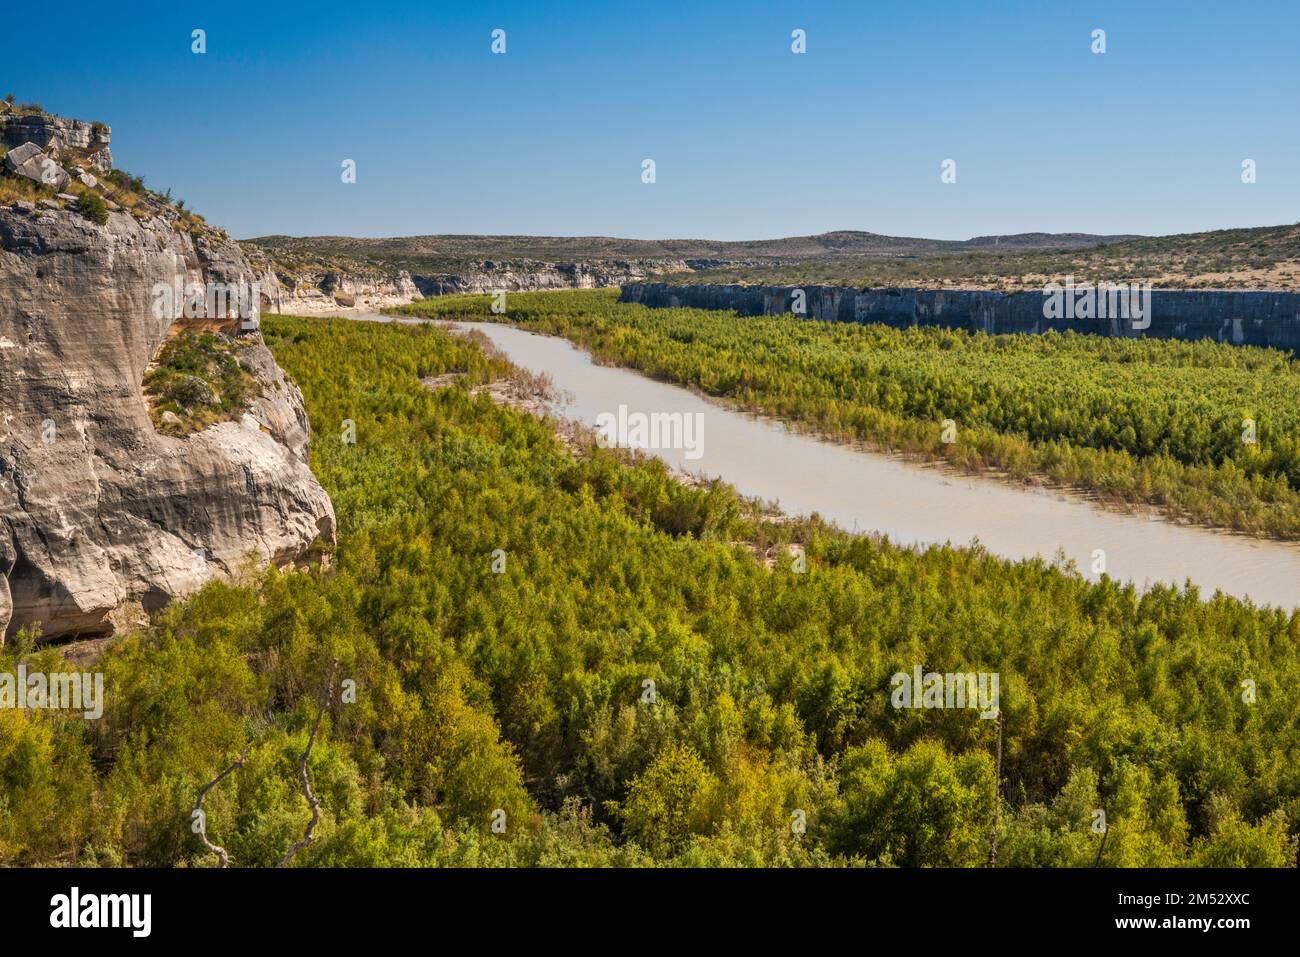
(4, 147), (72, 190)
(3, 142), (43, 170)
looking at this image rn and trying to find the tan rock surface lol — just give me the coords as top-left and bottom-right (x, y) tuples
(0, 201), (335, 642)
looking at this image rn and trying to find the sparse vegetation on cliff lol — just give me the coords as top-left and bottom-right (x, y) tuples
(0, 95), (44, 116)
(74, 191), (108, 225)
(0, 173), (53, 205)
(144, 331), (258, 435)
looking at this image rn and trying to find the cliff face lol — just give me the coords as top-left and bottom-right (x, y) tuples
(406, 259), (693, 297)
(0, 125), (335, 642)
(620, 283), (1300, 350)
(251, 261), (424, 314)
(251, 255), (693, 314)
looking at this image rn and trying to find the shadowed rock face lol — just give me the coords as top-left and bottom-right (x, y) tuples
(0, 547), (11, 639)
(0, 202), (336, 643)
(620, 283), (1300, 350)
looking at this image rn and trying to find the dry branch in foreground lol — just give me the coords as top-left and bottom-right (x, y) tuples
(278, 659), (339, 868)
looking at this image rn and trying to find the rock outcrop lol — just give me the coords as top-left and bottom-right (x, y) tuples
(250, 254), (695, 314)
(408, 259), (693, 298)
(251, 261), (425, 315)
(1, 112), (335, 643)
(0, 535), (11, 639)
(620, 283), (1300, 351)
(1, 108), (112, 173)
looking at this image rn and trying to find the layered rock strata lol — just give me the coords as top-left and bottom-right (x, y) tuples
(620, 283), (1300, 350)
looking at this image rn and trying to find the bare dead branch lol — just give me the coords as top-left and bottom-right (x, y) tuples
(278, 659), (338, 868)
(194, 748), (248, 868)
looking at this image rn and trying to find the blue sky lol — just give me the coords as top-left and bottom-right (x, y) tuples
(5, 0), (1297, 240)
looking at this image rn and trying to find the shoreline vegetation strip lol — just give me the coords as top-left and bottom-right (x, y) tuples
(393, 289), (1300, 541)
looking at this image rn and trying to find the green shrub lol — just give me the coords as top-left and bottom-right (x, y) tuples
(75, 192), (109, 225)
(144, 331), (257, 434)
(105, 168), (146, 195)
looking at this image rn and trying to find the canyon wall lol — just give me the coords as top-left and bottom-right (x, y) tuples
(254, 257), (694, 314)
(619, 283), (1300, 350)
(1, 119), (335, 642)
(252, 263), (425, 315)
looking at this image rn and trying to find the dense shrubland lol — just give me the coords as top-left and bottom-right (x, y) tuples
(2, 314), (1296, 867)
(398, 290), (1300, 539)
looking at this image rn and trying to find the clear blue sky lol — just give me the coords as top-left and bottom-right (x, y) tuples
(5, 0), (1297, 240)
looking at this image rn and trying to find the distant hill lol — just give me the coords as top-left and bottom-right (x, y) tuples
(242, 224), (1300, 292)
(242, 229), (1138, 274)
(672, 224), (1300, 291)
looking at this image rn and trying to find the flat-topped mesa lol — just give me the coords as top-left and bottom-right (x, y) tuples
(0, 106), (336, 644)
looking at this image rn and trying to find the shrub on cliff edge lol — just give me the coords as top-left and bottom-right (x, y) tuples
(75, 192), (109, 225)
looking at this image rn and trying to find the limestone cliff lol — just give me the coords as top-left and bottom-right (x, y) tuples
(620, 283), (1300, 350)
(406, 259), (694, 297)
(250, 253), (691, 315)
(248, 257), (425, 314)
(0, 112), (335, 643)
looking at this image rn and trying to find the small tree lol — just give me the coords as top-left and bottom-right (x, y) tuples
(613, 743), (719, 856)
